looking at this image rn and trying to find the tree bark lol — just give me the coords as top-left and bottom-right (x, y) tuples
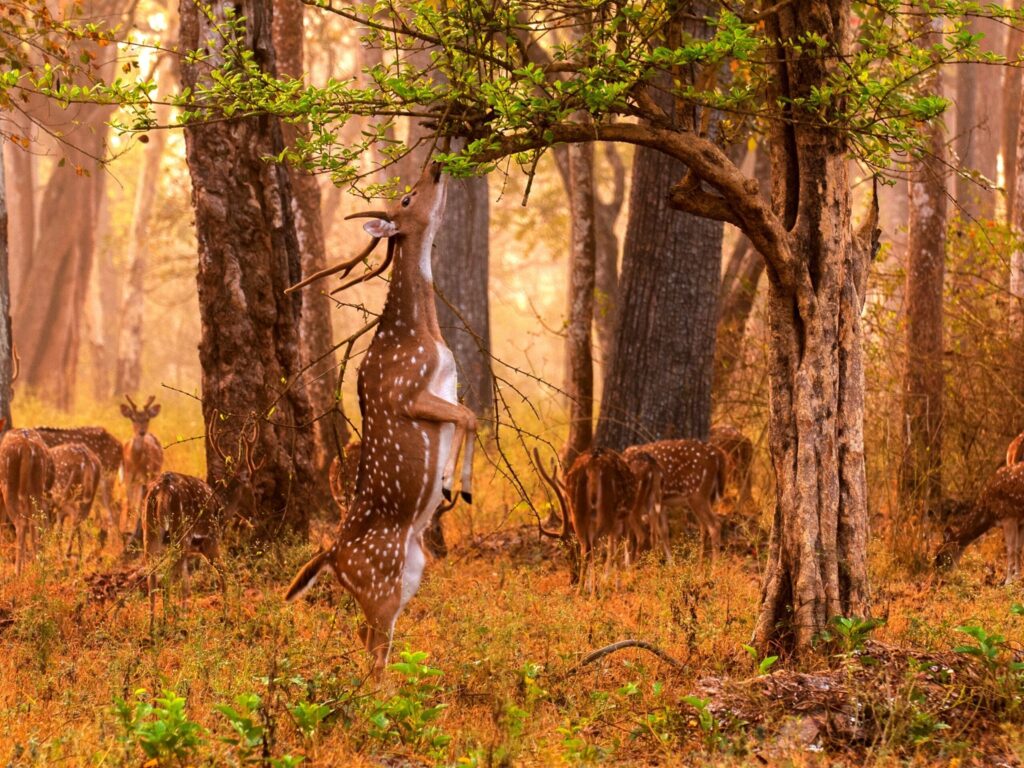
(752, 0), (873, 652)
(594, 144), (723, 450)
(561, 140), (597, 467)
(272, 0), (344, 476)
(180, 0), (320, 535)
(593, 145), (627, 366)
(900, 21), (947, 511)
(1005, 3), (1024, 219)
(114, 82), (172, 396)
(0, 143), (14, 428)
(434, 175), (494, 418)
(2, 114), (34, 298)
(1011, 64), (1024, 394)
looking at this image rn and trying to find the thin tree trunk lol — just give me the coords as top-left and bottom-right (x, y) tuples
(562, 140), (597, 467)
(272, 0), (344, 476)
(1011, 64), (1024, 393)
(1005, 2), (1024, 218)
(901, 23), (947, 511)
(114, 90), (172, 396)
(181, 0), (320, 535)
(593, 145), (627, 366)
(594, 143), (723, 450)
(2, 115), (34, 298)
(434, 175), (493, 418)
(0, 143), (14, 428)
(955, 17), (1002, 218)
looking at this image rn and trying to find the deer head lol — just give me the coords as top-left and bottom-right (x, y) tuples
(208, 409), (263, 525)
(121, 395), (161, 436)
(286, 162), (448, 296)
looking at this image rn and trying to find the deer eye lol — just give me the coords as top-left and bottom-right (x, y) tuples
(401, 195), (411, 207)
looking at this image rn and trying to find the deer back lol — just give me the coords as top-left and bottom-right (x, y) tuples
(36, 426), (122, 475)
(935, 463), (1024, 567)
(624, 439), (725, 502)
(0, 429), (55, 517)
(50, 443), (102, 508)
(144, 472), (219, 559)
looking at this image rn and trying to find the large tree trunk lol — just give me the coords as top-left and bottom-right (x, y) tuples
(1011, 65), (1024, 394)
(900, 24), (947, 511)
(272, 0), (344, 476)
(114, 84), (172, 396)
(0, 143), (14, 428)
(561, 141), (597, 467)
(594, 144), (723, 450)
(181, 0), (320, 535)
(434, 175), (493, 418)
(753, 0), (872, 653)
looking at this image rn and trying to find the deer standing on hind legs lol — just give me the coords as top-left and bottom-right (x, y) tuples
(120, 395), (163, 542)
(284, 162), (477, 676)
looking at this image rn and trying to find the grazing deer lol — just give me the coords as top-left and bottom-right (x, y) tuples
(49, 443), (102, 560)
(0, 424), (55, 574)
(1007, 431), (1024, 467)
(535, 447), (637, 593)
(121, 395), (164, 537)
(328, 440), (362, 515)
(622, 439), (727, 559)
(708, 425), (754, 510)
(624, 449), (671, 564)
(35, 426), (122, 545)
(285, 162), (478, 675)
(144, 414), (261, 626)
(935, 463), (1024, 584)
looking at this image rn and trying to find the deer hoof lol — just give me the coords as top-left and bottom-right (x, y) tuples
(442, 486), (452, 502)
(460, 490), (473, 504)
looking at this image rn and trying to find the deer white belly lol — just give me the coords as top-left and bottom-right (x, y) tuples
(413, 342), (457, 533)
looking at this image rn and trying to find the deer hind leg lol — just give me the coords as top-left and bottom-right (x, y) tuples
(360, 592), (402, 678)
(689, 494), (720, 562)
(1003, 518), (1021, 585)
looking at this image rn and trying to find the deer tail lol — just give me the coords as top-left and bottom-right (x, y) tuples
(285, 547), (333, 602)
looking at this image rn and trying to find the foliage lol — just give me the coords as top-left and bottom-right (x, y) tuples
(364, 649), (452, 756)
(112, 689), (206, 766)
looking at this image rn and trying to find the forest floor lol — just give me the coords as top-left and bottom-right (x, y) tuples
(1, 406), (1024, 766)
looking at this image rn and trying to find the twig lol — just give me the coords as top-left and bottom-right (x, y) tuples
(567, 639), (687, 675)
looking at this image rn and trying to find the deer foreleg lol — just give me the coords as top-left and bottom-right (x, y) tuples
(403, 391), (477, 501)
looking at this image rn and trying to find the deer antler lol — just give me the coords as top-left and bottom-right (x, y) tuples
(242, 414), (265, 474)
(144, 395), (156, 410)
(330, 239), (396, 295)
(533, 448), (571, 540)
(285, 237), (383, 294)
(207, 408), (229, 464)
(124, 394), (138, 411)
(344, 211), (392, 221)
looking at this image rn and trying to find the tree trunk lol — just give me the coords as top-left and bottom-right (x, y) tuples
(955, 17), (1002, 219)
(272, 0), (344, 476)
(114, 91), (172, 396)
(1011, 65), (1024, 394)
(900, 24), (947, 511)
(594, 144), (723, 450)
(593, 145), (627, 366)
(752, 0), (873, 653)
(181, 0), (319, 535)
(1005, 4), (1024, 219)
(0, 143), (14, 428)
(2, 115), (34, 298)
(561, 141), (596, 467)
(434, 175), (494, 418)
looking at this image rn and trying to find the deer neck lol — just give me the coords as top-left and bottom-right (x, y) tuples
(379, 232), (440, 339)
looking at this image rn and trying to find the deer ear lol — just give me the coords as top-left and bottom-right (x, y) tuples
(363, 219), (398, 239)
(120, 404), (133, 418)
(148, 404), (161, 418)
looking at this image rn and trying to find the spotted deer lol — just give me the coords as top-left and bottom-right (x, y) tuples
(49, 443), (102, 560)
(1007, 431), (1024, 467)
(285, 162), (477, 675)
(328, 440), (362, 515)
(0, 423), (55, 574)
(36, 426), (122, 545)
(535, 447), (637, 593)
(935, 463), (1024, 584)
(143, 413), (261, 626)
(624, 449), (671, 564)
(708, 425), (754, 510)
(622, 439), (727, 559)
(121, 395), (164, 536)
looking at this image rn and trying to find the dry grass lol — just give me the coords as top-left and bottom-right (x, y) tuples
(2, 412), (1024, 766)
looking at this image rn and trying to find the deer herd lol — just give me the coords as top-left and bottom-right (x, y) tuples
(2, 162), (1024, 677)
